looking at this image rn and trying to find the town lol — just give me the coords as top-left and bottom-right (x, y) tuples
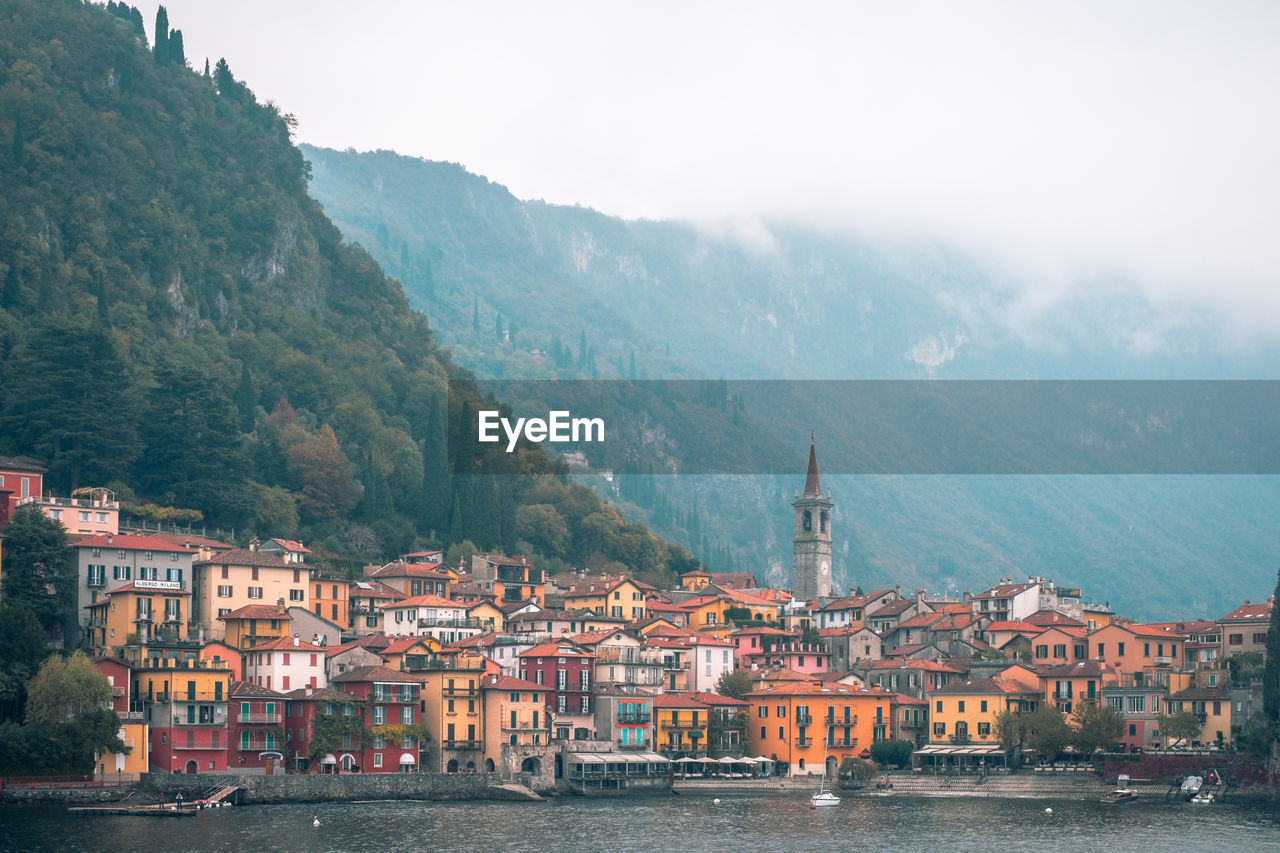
(0, 445), (1274, 797)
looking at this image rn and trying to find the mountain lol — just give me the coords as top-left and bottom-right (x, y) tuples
(300, 146), (1280, 619)
(0, 0), (697, 586)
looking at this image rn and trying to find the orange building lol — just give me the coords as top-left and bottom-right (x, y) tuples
(746, 681), (891, 777)
(310, 571), (350, 629)
(1089, 622), (1186, 676)
(219, 603), (293, 650)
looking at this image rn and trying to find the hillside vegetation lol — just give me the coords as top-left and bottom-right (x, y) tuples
(0, 0), (696, 583)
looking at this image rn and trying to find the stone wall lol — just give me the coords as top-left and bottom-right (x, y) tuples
(0, 783), (137, 805)
(142, 771), (540, 804)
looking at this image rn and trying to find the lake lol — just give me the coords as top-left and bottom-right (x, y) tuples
(2, 790), (1277, 852)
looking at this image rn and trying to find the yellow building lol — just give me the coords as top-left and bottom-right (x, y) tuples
(480, 673), (548, 774)
(380, 636), (441, 671)
(96, 720), (149, 781)
(412, 650), (489, 773)
(1167, 686), (1233, 747)
(562, 577), (648, 621)
(923, 675), (1039, 768)
(652, 693), (711, 758)
(192, 546), (309, 640)
(219, 604), (293, 650)
(84, 582), (190, 653)
(466, 599), (506, 632)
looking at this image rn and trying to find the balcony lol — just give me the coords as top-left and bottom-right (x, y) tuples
(112, 686), (128, 697)
(662, 660), (689, 671)
(1153, 656), (1174, 666)
(441, 739), (482, 750)
(617, 711), (651, 723)
(173, 742), (224, 751)
(826, 739), (853, 748)
(441, 686), (476, 697)
(417, 618), (484, 630)
(795, 737), (813, 747)
(239, 713), (282, 724)
(825, 716), (857, 727)
(236, 738), (281, 751)
(372, 692), (418, 703)
(174, 716), (224, 727)
(795, 713), (812, 725)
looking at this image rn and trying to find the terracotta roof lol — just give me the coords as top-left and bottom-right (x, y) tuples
(818, 590), (895, 612)
(732, 626), (796, 637)
(690, 691), (750, 707)
(1024, 610), (1084, 628)
(929, 613), (980, 631)
(1219, 601), (1273, 622)
(747, 681), (884, 698)
(330, 665), (420, 684)
(350, 579), (405, 600)
(244, 636), (324, 652)
(887, 692), (928, 705)
(652, 692), (710, 709)
(1033, 660), (1109, 678)
(368, 561), (452, 579)
(868, 599), (917, 618)
(883, 642), (937, 657)
(568, 629), (623, 646)
(1112, 623), (1186, 639)
(230, 681), (290, 699)
(385, 594), (463, 609)
(706, 572), (758, 590)
(869, 659), (963, 673)
(75, 533), (196, 553)
(482, 674), (544, 692)
(381, 636), (434, 655)
(220, 604), (291, 621)
(930, 676), (1039, 696)
(266, 538), (311, 554)
(895, 612), (943, 630)
(285, 687), (346, 702)
(198, 548), (292, 568)
(518, 642), (594, 659)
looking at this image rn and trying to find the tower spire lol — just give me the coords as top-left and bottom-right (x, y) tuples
(804, 438), (821, 496)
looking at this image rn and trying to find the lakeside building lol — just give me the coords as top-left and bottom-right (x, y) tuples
(192, 544), (309, 640)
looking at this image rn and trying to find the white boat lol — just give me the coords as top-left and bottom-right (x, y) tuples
(810, 777), (841, 808)
(1190, 791), (1215, 804)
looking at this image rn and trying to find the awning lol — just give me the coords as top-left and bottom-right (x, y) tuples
(569, 753), (606, 763)
(913, 745), (1004, 756)
(399, 753), (417, 765)
(751, 755), (774, 763)
(717, 756), (739, 764)
(639, 752), (669, 763)
(674, 756), (702, 763)
(321, 754), (337, 765)
(621, 753), (650, 764)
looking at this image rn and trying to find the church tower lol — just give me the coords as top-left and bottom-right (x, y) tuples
(792, 439), (833, 602)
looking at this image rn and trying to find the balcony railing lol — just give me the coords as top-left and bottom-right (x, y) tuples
(441, 739), (482, 749)
(825, 716), (857, 726)
(174, 716), (224, 727)
(236, 739), (281, 751)
(112, 686), (128, 697)
(662, 660), (688, 671)
(826, 739), (853, 748)
(173, 742), (224, 751)
(795, 737), (813, 747)
(417, 618), (484, 630)
(617, 711), (651, 723)
(442, 686), (476, 697)
(795, 713), (813, 725)
(372, 692), (418, 703)
(239, 713), (282, 724)
(1154, 656), (1174, 665)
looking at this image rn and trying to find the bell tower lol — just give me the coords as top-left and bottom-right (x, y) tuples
(792, 438), (833, 602)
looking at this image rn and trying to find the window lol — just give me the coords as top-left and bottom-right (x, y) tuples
(777, 705), (786, 718)
(373, 707), (386, 725)
(936, 700), (942, 713)
(933, 722), (945, 736)
(759, 706), (768, 718)
(373, 753), (383, 768)
(402, 707), (414, 724)
(980, 700), (988, 712)
(373, 735), (386, 749)
(958, 700), (965, 712)
(293, 569), (301, 583)
(251, 567), (259, 581)
(1228, 633), (1243, 645)
(289, 589), (304, 602)
(217, 585), (233, 598)
(248, 587), (263, 599)
(977, 722), (991, 736)
(1118, 642), (1126, 656)
(1053, 644), (1066, 659)
(1253, 633), (1267, 645)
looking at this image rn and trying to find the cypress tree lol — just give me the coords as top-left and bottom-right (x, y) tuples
(1264, 568), (1280, 725)
(153, 6), (169, 65)
(203, 58), (211, 79)
(234, 363), (256, 431)
(2, 259), (20, 310)
(169, 28), (185, 67)
(11, 115), (24, 168)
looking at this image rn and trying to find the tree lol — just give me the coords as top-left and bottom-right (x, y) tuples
(168, 28), (185, 67)
(152, 6), (169, 65)
(23, 652), (125, 773)
(1158, 710), (1203, 748)
(869, 739), (914, 768)
(1264, 568), (1280, 727)
(714, 669), (754, 700)
(0, 605), (47, 722)
(287, 425), (362, 524)
(1070, 702), (1125, 754)
(1026, 706), (1072, 761)
(0, 506), (75, 638)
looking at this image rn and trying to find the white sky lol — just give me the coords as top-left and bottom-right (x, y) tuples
(143, 1), (1280, 335)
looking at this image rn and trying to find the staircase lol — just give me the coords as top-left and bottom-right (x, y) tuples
(879, 773), (1109, 799)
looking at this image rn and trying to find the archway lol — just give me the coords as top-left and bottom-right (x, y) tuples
(184, 760), (198, 774)
(341, 754), (356, 773)
(466, 761), (475, 771)
(485, 758), (496, 773)
(825, 756), (837, 778)
(554, 753), (563, 779)
(447, 758), (459, 773)
(521, 756), (541, 775)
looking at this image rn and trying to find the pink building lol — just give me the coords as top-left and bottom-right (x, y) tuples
(0, 456), (44, 525)
(739, 641), (831, 675)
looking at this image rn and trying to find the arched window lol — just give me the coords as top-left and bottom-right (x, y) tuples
(819, 511), (828, 533)
(802, 510), (812, 533)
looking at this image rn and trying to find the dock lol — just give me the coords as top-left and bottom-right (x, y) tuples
(68, 785), (239, 817)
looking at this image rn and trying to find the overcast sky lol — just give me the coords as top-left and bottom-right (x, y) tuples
(144, 1), (1280, 336)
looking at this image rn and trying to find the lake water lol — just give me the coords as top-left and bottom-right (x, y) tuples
(2, 791), (1277, 852)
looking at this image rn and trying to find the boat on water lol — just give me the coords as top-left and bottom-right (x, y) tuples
(1179, 775), (1203, 800)
(1190, 790), (1215, 804)
(1101, 774), (1138, 804)
(810, 777), (841, 808)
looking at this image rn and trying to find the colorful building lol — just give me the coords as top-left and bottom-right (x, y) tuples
(75, 533), (196, 630)
(218, 603), (293, 650)
(412, 652), (488, 773)
(517, 641), (596, 741)
(243, 636), (328, 692)
(745, 681), (892, 776)
(229, 682), (288, 773)
(652, 693), (711, 758)
(134, 658), (233, 775)
(330, 665), (424, 773)
(481, 673), (552, 779)
(469, 554), (546, 607)
(84, 582), (190, 653)
(192, 545), (309, 640)
(924, 676), (1039, 766)
(309, 571), (349, 629)
(1088, 622), (1187, 676)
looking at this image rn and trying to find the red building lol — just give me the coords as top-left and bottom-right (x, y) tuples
(229, 681), (288, 773)
(517, 641), (597, 741)
(329, 665), (423, 773)
(0, 455), (44, 525)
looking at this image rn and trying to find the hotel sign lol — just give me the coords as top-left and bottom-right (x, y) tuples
(134, 579), (182, 591)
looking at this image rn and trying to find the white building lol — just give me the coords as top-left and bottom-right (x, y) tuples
(383, 594), (484, 645)
(243, 636), (328, 692)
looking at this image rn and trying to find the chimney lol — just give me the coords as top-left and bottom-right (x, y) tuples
(293, 634), (300, 647)
(107, 533), (113, 545)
